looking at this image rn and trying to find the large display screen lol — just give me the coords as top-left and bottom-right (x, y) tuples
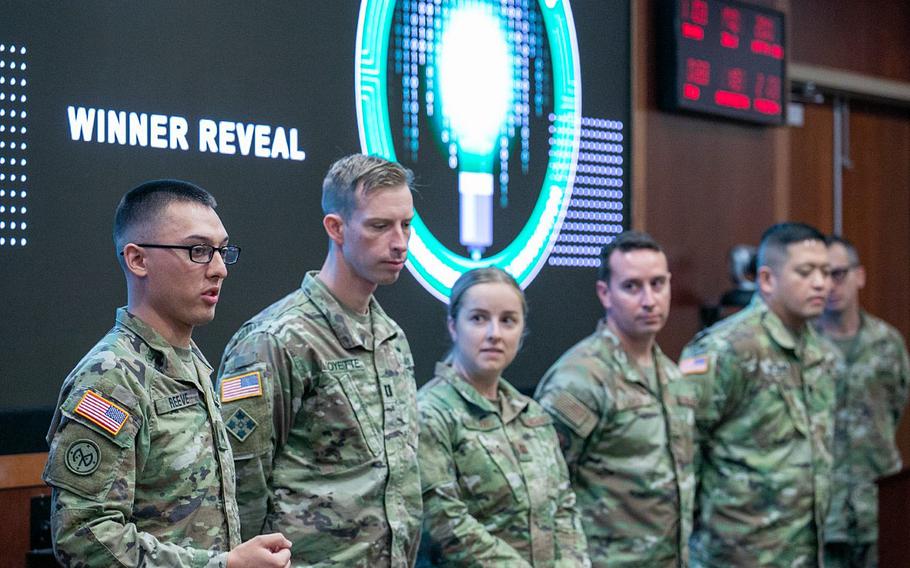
(0, 1), (630, 447)
(658, 0), (786, 125)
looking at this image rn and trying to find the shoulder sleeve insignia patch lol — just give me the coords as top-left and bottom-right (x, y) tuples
(74, 390), (130, 435)
(225, 407), (258, 442)
(680, 355), (711, 375)
(220, 371), (263, 403)
(65, 439), (100, 475)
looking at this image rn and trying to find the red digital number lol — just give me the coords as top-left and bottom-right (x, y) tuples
(722, 7), (741, 34)
(726, 67), (745, 93)
(686, 58), (711, 85)
(754, 15), (775, 42)
(765, 75), (781, 100)
(690, 0), (708, 25)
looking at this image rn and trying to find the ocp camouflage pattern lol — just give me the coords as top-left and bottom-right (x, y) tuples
(417, 362), (590, 567)
(816, 311), (910, 545)
(43, 308), (240, 567)
(681, 296), (840, 567)
(217, 272), (421, 566)
(535, 321), (695, 567)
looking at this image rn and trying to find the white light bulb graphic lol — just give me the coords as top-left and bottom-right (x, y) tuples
(437, 3), (514, 260)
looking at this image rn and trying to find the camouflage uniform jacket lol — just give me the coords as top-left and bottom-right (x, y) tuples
(43, 308), (240, 567)
(417, 362), (590, 567)
(534, 321), (695, 568)
(680, 295), (839, 567)
(216, 272), (421, 566)
(816, 311), (910, 544)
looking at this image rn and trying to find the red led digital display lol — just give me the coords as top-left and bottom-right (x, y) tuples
(659, 0), (786, 125)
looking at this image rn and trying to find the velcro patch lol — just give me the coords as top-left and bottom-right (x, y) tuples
(549, 391), (597, 438)
(74, 390), (130, 435)
(680, 355), (711, 375)
(220, 371), (263, 403)
(154, 389), (200, 415)
(324, 358), (365, 372)
(65, 439), (101, 475)
(225, 407), (258, 442)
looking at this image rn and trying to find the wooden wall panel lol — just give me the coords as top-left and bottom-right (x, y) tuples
(842, 103), (910, 341)
(790, 1), (910, 83)
(0, 453), (50, 568)
(787, 103), (835, 233)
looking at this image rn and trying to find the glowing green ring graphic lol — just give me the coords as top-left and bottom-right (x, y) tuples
(356, 0), (581, 301)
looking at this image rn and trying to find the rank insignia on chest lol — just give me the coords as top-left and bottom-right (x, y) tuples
(225, 407), (258, 442)
(74, 390), (130, 436)
(680, 355), (711, 375)
(220, 371), (263, 402)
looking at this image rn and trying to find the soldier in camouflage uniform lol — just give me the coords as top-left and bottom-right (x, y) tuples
(535, 231), (694, 567)
(418, 267), (590, 567)
(680, 222), (840, 567)
(814, 236), (910, 568)
(217, 155), (421, 566)
(43, 180), (292, 567)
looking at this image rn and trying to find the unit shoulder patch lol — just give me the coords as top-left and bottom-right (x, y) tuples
(64, 439), (101, 475)
(225, 407), (259, 442)
(220, 371), (263, 403)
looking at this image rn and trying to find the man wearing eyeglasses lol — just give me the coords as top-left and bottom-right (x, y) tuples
(815, 235), (910, 568)
(43, 179), (292, 567)
(217, 154), (421, 565)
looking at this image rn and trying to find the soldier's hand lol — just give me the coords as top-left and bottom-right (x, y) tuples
(227, 533), (293, 568)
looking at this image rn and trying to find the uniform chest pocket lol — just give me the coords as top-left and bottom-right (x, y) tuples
(306, 372), (383, 467)
(613, 387), (659, 411)
(754, 363), (812, 440)
(456, 416), (525, 513)
(608, 387), (665, 455)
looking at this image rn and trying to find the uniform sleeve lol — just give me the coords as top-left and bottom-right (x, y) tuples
(217, 331), (297, 541)
(417, 403), (532, 567)
(891, 332), (910, 430)
(44, 378), (225, 567)
(533, 361), (607, 474)
(680, 342), (745, 435)
(550, 443), (592, 568)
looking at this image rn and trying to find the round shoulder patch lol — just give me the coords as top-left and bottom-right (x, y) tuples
(65, 439), (101, 475)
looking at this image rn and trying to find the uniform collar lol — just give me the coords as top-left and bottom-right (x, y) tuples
(115, 307), (212, 373)
(301, 271), (397, 350)
(752, 295), (801, 351)
(595, 318), (670, 388)
(434, 361), (529, 422)
(752, 296), (827, 364)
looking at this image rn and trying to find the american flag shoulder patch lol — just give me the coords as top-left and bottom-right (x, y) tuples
(221, 371), (263, 403)
(679, 355), (711, 375)
(74, 390), (131, 436)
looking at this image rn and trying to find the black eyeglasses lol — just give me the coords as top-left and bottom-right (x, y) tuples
(123, 244), (241, 265)
(829, 265), (857, 283)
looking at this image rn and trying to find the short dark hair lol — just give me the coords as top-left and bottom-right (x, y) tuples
(322, 154), (413, 219)
(756, 222), (826, 271)
(826, 234), (861, 265)
(597, 230), (663, 284)
(113, 179), (216, 252)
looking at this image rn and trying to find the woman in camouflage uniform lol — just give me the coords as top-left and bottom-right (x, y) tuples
(417, 267), (590, 567)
